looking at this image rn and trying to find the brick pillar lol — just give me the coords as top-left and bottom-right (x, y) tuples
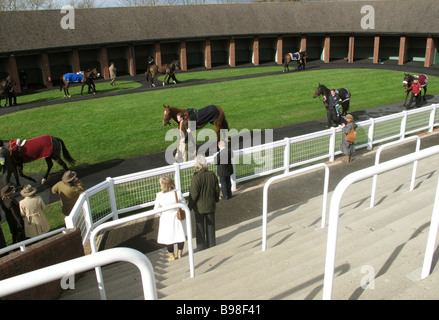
(348, 36), (355, 63)
(128, 44), (136, 76)
(72, 49), (80, 72)
(323, 36), (331, 63)
(154, 42), (161, 66)
(300, 36), (307, 52)
(8, 55), (21, 92)
(373, 36), (380, 64)
(180, 40), (187, 71)
(40, 52), (52, 89)
(424, 37), (434, 67)
(252, 37), (259, 66)
(100, 47), (109, 79)
(398, 36), (407, 65)
(205, 39), (212, 69)
(276, 36), (283, 65)
(229, 38), (236, 67)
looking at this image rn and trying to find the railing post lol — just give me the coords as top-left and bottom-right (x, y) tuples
(367, 118), (375, 151)
(106, 177), (119, 221)
(231, 151), (237, 192)
(329, 127), (336, 162)
(174, 162), (181, 191)
(284, 137), (290, 174)
(428, 106), (436, 133)
(400, 110), (408, 139)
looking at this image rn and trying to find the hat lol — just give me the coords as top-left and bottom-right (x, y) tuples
(62, 170), (77, 183)
(20, 184), (37, 197)
(1, 184), (15, 197)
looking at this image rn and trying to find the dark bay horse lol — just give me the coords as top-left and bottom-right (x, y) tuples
(283, 51), (307, 72)
(146, 57), (180, 87)
(403, 73), (428, 107)
(1, 135), (76, 186)
(60, 68), (100, 97)
(163, 104), (229, 142)
(313, 83), (351, 116)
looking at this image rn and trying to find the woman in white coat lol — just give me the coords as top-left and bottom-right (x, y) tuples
(154, 176), (187, 261)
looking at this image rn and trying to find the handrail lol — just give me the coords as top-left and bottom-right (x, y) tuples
(0, 228), (67, 256)
(421, 176), (439, 279)
(322, 145), (439, 300)
(0, 247), (157, 300)
(89, 203), (194, 300)
(370, 136), (421, 208)
(262, 163), (329, 252)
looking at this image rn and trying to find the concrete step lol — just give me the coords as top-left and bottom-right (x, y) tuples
(58, 151), (439, 300)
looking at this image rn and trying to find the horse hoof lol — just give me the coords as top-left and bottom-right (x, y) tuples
(41, 178), (46, 185)
(162, 83), (165, 86)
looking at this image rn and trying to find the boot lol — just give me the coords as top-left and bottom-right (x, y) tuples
(177, 249), (183, 259)
(167, 252), (175, 262)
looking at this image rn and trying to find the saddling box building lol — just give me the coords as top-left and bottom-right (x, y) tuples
(0, 0), (438, 92)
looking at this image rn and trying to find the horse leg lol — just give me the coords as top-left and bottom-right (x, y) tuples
(403, 91), (410, 108)
(41, 157), (55, 184)
(17, 163), (37, 184)
(81, 83), (85, 96)
(423, 86), (427, 101)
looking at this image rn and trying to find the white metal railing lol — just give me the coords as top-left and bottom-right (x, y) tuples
(370, 136), (421, 208)
(261, 163), (329, 252)
(322, 145), (439, 300)
(64, 103), (439, 246)
(88, 203), (194, 300)
(422, 176), (439, 279)
(0, 247), (157, 300)
(0, 228), (67, 256)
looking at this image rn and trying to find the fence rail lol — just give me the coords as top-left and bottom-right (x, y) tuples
(64, 104), (439, 245)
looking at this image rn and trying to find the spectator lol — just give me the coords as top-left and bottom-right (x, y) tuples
(188, 155), (220, 251)
(109, 62), (117, 86)
(214, 140), (233, 200)
(51, 171), (85, 216)
(340, 114), (357, 163)
(154, 175), (187, 261)
(175, 112), (188, 162)
(19, 184), (49, 238)
(0, 184), (25, 243)
(0, 140), (17, 185)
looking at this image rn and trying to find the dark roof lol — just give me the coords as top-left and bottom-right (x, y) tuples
(1, 0), (437, 55)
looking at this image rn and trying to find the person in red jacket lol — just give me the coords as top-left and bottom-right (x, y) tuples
(405, 78), (422, 109)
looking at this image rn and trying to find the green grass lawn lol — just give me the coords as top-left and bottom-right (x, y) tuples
(1, 68), (438, 175)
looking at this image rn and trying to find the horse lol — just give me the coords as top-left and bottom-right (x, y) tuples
(162, 104), (229, 142)
(60, 67), (100, 97)
(403, 73), (428, 107)
(146, 57), (180, 87)
(313, 83), (351, 116)
(1, 135), (76, 186)
(0, 75), (16, 107)
(283, 51), (307, 72)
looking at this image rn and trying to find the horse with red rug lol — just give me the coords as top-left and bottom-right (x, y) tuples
(403, 73), (428, 109)
(0, 135), (76, 186)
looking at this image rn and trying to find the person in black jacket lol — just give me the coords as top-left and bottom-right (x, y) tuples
(0, 184), (25, 244)
(214, 140), (234, 200)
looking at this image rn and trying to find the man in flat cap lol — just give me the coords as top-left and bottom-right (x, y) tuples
(51, 171), (85, 216)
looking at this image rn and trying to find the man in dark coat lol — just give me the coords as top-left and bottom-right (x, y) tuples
(0, 184), (25, 244)
(214, 140), (234, 200)
(188, 155), (220, 251)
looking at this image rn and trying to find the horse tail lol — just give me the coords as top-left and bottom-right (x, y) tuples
(59, 77), (64, 91)
(222, 117), (229, 131)
(56, 137), (76, 165)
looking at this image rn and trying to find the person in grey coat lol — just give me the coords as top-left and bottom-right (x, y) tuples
(214, 140), (233, 200)
(340, 114), (357, 163)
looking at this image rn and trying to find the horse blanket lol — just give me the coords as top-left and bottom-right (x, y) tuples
(416, 74), (428, 88)
(187, 105), (220, 125)
(289, 52), (300, 61)
(9, 135), (53, 163)
(63, 73), (84, 82)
